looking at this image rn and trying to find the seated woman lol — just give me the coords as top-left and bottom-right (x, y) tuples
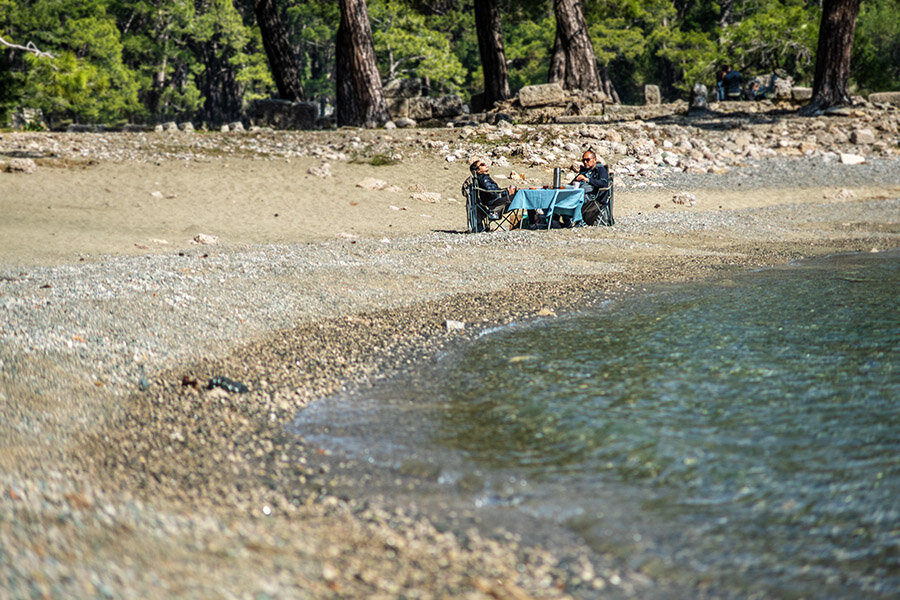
(470, 159), (517, 214)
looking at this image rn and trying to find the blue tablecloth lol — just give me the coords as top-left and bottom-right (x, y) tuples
(509, 188), (585, 224)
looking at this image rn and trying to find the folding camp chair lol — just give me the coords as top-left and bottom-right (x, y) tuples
(581, 172), (615, 227)
(462, 177), (519, 232)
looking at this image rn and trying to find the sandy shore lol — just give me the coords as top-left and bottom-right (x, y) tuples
(2, 126), (899, 598)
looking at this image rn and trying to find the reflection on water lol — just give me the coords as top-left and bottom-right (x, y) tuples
(294, 250), (900, 598)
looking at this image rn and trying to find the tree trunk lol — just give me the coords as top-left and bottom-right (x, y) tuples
(804, 0), (861, 113)
(599, 65), (619, 104)
(473, 0), (510, 109)
(335, 21), (360, 126)
(548, 24), (565, 84)
(552, 0), (605, 96)
(336, 0), (389, 126)
(253, 0), (305, 101)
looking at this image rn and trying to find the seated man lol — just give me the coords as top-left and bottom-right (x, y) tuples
(571, 150), (611, 226)
(470, 159), (516, 214)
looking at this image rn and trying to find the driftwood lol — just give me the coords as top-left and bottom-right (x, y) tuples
(0, 35), (54, 58)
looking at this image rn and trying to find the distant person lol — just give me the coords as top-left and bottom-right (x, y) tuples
(722, 65), (743, 100)
(571, 150), (612, 226)
(469, 159), (516, 213)
(716, 66), (728, 101)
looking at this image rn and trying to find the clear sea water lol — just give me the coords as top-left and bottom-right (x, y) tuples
(294, 249), (900, 598)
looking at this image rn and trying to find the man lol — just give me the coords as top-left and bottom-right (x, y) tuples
(571, 150), (612, 226)
(722, 65), (743, 100)
(470, 159), (516, 213)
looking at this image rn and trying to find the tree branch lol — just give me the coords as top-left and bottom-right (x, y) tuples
(0, 35), (55, 58)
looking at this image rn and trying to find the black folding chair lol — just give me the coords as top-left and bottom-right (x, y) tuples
(462, 177), (519, 232)
(581, 172), (615, 227)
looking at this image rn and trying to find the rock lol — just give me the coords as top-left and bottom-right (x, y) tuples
(192, 233), (219, 245)
(850, 128), (876, 144)
(867, 91), (900, 106)
(408, 97), (433, 120)
(689, 84), (708, 110)
(383, 78), (423, 98)
(644, 85), (661, 105)
(249, 99), (317, 130)
(179, 122), (195, 132)
(386, 97), (410, 119)
(228, 121), (245, 132)
(356, 178), (389, 191)
(469, 92), (487, 113)
(839, 152), (866, 165)
(791, 87), (813, 101)
(395, 117), (417, 129)
(307, 163), (331, 178)
(9, 107), (45, 130)
(518, 83), (565, 108)
(444, 319), (465, 332)
(672, 192), (696, 205)
(383, 121), (397, 130)
(161, 121), (179, 132)
(410, 192), (441, 203)
(432, 95), (464, 119)
(772, 77), (793, 100)
(6, 158), (37, 174)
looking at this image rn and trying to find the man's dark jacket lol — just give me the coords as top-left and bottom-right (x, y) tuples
(475, 173), (509, 209)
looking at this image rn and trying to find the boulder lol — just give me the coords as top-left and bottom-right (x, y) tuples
(395, 117), (417, 128)
(839, 152), (866, 165)
(689, 83), (708, 110)
(868, 91), (900, 106)
(7, 158), (37, 174)
(518, 83), (565, 108)
(409, 97), (433, 120)
(772, 77), (793, 100)
(644, 85), (661, 105)
(9, 107), (45, 130)
(469, 92), (487, 113)
(249, 99), (317, 130)
(386, 97), (409, 119)
(850, 128), (876, 145)
(383, 78), (423, 98)
(791, 87), (813, 101)
(432, 95), (464, 118)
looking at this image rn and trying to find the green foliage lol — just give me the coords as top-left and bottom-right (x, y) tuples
(2, 0), (895, 124)
(369, 0), (466, 93)
(722, 0), (819, 82)
(285, 0), (339, 99)
(504, 15), (556, 93)
(852, 0), (900, 93)
(2, 0), (140, 125)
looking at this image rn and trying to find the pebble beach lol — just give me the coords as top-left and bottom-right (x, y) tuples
(2, 108), (900, 598)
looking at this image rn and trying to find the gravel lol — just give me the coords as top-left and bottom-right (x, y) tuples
(1, 125), (899, 599)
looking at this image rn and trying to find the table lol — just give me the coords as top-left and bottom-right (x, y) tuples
(508, 188), (585, 228)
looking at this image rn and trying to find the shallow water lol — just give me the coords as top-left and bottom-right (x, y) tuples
(294, 249), (900, 598)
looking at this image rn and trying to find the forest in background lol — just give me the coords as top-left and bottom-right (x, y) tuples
(1, 0), (899, 128)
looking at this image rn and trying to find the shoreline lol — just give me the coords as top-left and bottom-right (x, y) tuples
(3, 127), (900, 597)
